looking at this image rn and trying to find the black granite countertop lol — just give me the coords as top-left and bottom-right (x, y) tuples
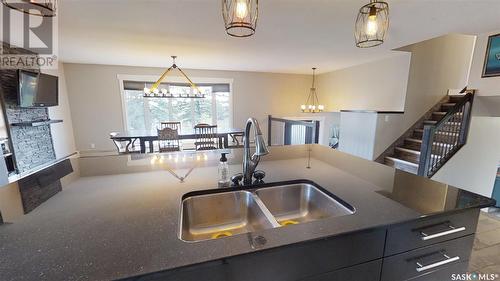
(0, 145), (495, 280)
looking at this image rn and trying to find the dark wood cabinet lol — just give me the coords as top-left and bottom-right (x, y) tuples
(129, 209), (480, 281)
(224, 228), (385, 281)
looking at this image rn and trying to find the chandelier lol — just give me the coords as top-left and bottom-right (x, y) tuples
(301, 68), (324, 113)
(143, 56), (204, 98)
(222, 0), (258, 37)
(1, 0), (57, 17)
(355, 0), (389, 48)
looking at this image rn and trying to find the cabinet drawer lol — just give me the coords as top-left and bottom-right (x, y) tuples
(385, 209), (479, 256)
(299, 259), (382, 281)
(381, 234), (474, 281)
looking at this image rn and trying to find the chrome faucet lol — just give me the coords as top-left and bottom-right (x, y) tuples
(242, 117), (269, 185)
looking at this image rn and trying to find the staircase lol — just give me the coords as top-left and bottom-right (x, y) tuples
(382, 92), (474, 177)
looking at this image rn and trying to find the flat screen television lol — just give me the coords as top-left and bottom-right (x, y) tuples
(18, 70), (58, 107)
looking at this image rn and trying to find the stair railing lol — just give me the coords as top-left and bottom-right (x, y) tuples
(417, 92), (474, 177)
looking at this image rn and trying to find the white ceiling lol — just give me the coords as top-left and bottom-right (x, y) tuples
(58, 0), (500, 74)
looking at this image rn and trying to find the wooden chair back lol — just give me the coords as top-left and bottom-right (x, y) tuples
(194, 124), (218, 150)
(157, 127), (180, 152)
(160, 121), (181, 132)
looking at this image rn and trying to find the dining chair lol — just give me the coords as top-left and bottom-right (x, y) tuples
(157, 127), (181, 152)
(109, 132), (140, 154)
(194, 124), (218, 150)
(160, 121), (181, 132)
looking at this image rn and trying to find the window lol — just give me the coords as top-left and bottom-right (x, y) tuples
(122, 81), (231, 134)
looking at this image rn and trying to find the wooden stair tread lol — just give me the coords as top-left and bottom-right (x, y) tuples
(405, 138), (454, 147)
(385, 156), (418, 166)
(423, 120), (461, 125)
(395, 147), (441, 158)
(384, 156), (419, 174)
(414, 128), (459, 136)
(442, 103), (456, 106)
(433, 111), (463, 115)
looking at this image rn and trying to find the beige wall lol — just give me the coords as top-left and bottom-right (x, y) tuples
(44, 63), (77, 159)
(63, 63), (310, 153)
(468, 29), (500, 96)
(317, 53), (411, 112)
(431, 30), (500, 197)
(315, 34), (476, 160)
(372, 34), (476, 159)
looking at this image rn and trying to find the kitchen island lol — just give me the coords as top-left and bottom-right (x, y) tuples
(0, 145), (495, 281)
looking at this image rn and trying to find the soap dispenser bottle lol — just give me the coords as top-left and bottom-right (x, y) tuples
(218, 153), (230, 188)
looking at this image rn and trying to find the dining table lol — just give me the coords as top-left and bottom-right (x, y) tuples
(110, 128), (245, 153)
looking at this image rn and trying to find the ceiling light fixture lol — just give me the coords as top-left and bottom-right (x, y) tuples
(355, 0), (389, 48)
(222, 0), (258, 37)
(301, 68), (324, 113)
(143, 56), (204, 98)
(1, 0), (57, 17)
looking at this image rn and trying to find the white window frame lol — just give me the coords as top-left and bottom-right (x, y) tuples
(117, 74), (234, 132)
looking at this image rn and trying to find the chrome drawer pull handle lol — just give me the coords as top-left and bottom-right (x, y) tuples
(420, 226), (466, 241)
(416, 254), (460, 272)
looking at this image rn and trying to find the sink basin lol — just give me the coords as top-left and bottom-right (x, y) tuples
(255, 183), (354, 226)
(179, 180), (355, 242)
(180, 191), (276, 242)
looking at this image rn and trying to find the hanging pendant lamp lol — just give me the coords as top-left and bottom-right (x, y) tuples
(143, 56), (204, 99)
(301, 68), (324, 113)
(1, 0), (57, 17)
(222, 0), (258, 37)
(355, 0), (389, 48)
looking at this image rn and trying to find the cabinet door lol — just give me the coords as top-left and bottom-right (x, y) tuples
(381, 235), (473, 281)
(225, 228), (386, 281)
(299, 260), (382, 281)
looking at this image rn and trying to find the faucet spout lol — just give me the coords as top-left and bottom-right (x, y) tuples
(243, 118), (269, 185)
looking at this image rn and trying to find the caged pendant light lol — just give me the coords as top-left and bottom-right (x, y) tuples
(301, 68), (324, 113)
(222, 0), (258, 37)
(1, 0), (57, 17)
(355, 0), (389, 48)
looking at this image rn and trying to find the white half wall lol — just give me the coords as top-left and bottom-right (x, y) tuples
(432, 117), (500, 197)
(338, 111), (377, 160)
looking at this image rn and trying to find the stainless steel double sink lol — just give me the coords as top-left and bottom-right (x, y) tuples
(179, 180), (355, 242)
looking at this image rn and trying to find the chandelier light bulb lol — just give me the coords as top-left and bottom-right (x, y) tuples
(144, 87), (150, 94)
(318, 105), (325, 111)
(366, 17), (378, 36)
(235, 0), (249, 19)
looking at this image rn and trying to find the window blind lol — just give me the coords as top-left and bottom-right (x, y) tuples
(123, 81), (230, 93)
